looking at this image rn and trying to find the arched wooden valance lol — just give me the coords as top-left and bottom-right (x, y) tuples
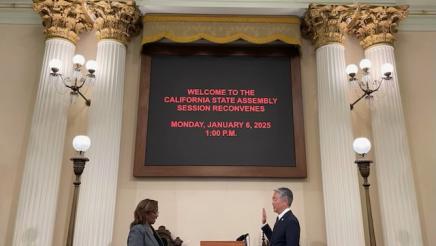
(142, 14), (301, 45)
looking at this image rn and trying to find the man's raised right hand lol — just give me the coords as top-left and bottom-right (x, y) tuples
(262, 208), (267, 224)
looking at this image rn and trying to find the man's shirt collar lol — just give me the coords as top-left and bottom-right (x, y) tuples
(278, 207), (291, 220)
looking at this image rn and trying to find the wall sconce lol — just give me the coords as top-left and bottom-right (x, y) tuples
(66, 135), (91, 246)
(346, 59), (394, 110)
(49, 55), (97, 106)
(352, 137), (376, 246)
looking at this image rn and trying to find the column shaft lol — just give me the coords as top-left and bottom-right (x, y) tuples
(365, 44), (423, 246)
(73, 40), (126, 245)
(13, 38), (73, 246)
(317, 43), (365, 245)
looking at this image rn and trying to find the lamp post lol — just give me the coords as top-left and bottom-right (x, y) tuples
(66, 135), (91, 246)
(49, 54), (97, 106)
(346, 59), (394, 110)
(353, 137), (376, 246)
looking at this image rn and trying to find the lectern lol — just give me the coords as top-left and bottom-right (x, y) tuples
(201, 241), (245, 246)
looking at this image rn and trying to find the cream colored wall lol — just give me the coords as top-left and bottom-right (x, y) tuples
(0, 24), (44, 246)
(395, 32), (436, 246)
(0, 23), (434, 246)
(109, 36), (327, 246)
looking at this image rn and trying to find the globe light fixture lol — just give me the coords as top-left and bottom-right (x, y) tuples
(49, 54), (97, 106)
(353, 137), (376, 246)
(346, 59), (394, 110)
(66, 135), (91, 246)
(72, 135), (91, 153)
(352, 137), (371, 156)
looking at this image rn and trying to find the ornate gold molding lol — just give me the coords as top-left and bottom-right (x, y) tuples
(302, 3), (356, 49)
(33, 0), (93, 44)
(349, 5), (408, 49)
(87, 0), (141, 45)
(142, 14), (301, 45)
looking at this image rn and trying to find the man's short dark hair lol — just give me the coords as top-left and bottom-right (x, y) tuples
(274, 187), (293, 206)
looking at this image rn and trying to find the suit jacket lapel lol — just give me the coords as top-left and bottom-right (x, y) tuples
(144, 225), (155, 241)
(151, 226), (164, 246)
(273, 217), (279, 230)
(144, 224), (162, 246)
(274, 210), (292, 229)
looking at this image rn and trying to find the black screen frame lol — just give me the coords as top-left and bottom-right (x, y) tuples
(133, 44), (306, 178)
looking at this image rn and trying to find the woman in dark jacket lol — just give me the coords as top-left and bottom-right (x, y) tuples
(128, 199), (165, 246)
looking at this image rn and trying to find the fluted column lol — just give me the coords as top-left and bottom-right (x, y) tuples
(302, 4), (365, 245)
(352, 5), (423, 245)
(73, 1), (141, 245)
(13, 1), (92, 245)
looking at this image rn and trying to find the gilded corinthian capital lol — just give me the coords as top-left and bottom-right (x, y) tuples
(86, 0), (142, 45)
(33, 0), (94, 44)
(349, 5), (408, 49)
(302, 4), (356, 48)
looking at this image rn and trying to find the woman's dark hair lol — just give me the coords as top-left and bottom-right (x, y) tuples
(130, 199), (158, 228)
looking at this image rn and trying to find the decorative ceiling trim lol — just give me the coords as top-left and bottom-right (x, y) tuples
(0, 4), (39, 24)
(142, 14), (301, 45)
(400, 14), (436, 31)
(143, 14), (300, 24)
(1, 1), (436, 31)
(401, 4), (436, 31)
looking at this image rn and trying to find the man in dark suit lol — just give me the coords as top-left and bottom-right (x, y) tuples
(261, 187), (300, 246)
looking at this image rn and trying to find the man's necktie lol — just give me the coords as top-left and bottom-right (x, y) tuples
(273, 217), (279, 230)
